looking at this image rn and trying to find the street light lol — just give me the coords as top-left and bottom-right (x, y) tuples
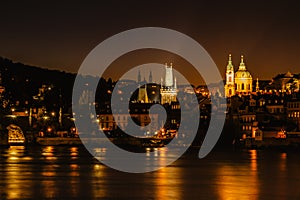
(43, 116), (49, 120)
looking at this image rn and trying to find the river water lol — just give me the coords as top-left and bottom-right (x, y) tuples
(0, 145), (300, 199)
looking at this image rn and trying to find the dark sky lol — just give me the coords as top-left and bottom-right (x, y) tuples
(1, 1), (300, 85)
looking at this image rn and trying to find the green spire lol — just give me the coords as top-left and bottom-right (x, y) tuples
(226, 54), (234, 71)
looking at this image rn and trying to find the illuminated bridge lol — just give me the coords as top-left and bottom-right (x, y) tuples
(7, 124), (25, 145)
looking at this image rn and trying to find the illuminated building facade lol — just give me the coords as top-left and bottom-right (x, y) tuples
(224, 54), (235, 97)
(160, 63), (177, 104)
(225, 55), (253, 97)
(270, 71), (300, 92)
(235, 55), (253, 95)
(137, 85), (149, 103)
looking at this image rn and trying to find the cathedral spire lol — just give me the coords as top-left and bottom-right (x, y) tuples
(256, 78), (260, 92)
(137, 69), (141, 83)
(225, 54), (235, 97)
(238, 55), (246, 70)
(149, 70), (152, 83)
(226, 54), (234, 71)
(164, 63), (173, 87)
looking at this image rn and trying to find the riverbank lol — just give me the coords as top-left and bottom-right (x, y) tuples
(244, 137), (300, 149)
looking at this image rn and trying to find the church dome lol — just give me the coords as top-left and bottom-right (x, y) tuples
(235, 70), (252, 79)
(235, 55), (252, 79)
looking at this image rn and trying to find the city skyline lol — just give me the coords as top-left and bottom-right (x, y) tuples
(2, 2), (300, 199)
(0, 1), (300, 85)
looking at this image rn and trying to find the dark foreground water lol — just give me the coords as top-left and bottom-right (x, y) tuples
(1, 145), (300, 200)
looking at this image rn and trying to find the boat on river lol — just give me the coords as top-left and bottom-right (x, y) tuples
(106, 128), (177, 149)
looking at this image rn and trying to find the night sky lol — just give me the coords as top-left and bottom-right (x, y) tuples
(1, 1), (300, 85)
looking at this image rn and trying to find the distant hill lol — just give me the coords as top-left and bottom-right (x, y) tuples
(0, 57), (116, 114)
(0, 57), (76, 110)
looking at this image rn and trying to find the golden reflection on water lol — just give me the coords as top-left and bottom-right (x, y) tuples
(69, 164), (80, 177)
(41, 177), (57, 199)
(277, 152), (287, 196)
(7, 146), (24, 161)
(154, 148), (183, 200)
(42, 146), (57, 160)
(280, 152), (287, 172)
(41, 153), (58, 199)
(70, 147), (78, 158)
(1, 145), (298, 199)
(6, 146), (33, 199)
(93, 147), (107, 161)
(92, 162), (107, 199)
(216, 150), (259, 200)
(69, 163), (80, 197)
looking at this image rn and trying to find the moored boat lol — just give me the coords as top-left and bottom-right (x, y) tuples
(106, 128), (177, 149)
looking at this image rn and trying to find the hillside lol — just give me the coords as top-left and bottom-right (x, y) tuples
(0, 57), (76, 110)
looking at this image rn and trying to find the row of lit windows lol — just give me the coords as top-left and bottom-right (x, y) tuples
(132, 108), (149, 112)
(255, 132), (261, 137)
(287, 102), (300, 108)
(242, 125), (252, 131)
(237, 83), (251, 91)
(99, 115), (154, 121)
(268, 108), (284, 113)
(240, 116), (255, 122)
(172, 105), (180, 109)
(272, 99), (284, 104)
(258, 99), (284, 106)
(289, 112), (300, 118)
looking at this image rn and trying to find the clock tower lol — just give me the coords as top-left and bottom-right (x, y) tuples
(224, 54), (235, 97)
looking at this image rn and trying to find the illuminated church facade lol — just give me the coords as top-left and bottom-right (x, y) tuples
(160, 63), (177, 104)
(225, 54), (253, 97)
(136, 63), (177, 104)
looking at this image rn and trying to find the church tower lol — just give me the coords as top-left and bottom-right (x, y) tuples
(256, 78), (260, 93)
(234, 55), (253, 95)
(149, 70), (152, 83)
(138, 84), (149, 103)
(160, 63), (177, 104)
(224, 54), (235, 97)
(137, 69), (141, 83)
